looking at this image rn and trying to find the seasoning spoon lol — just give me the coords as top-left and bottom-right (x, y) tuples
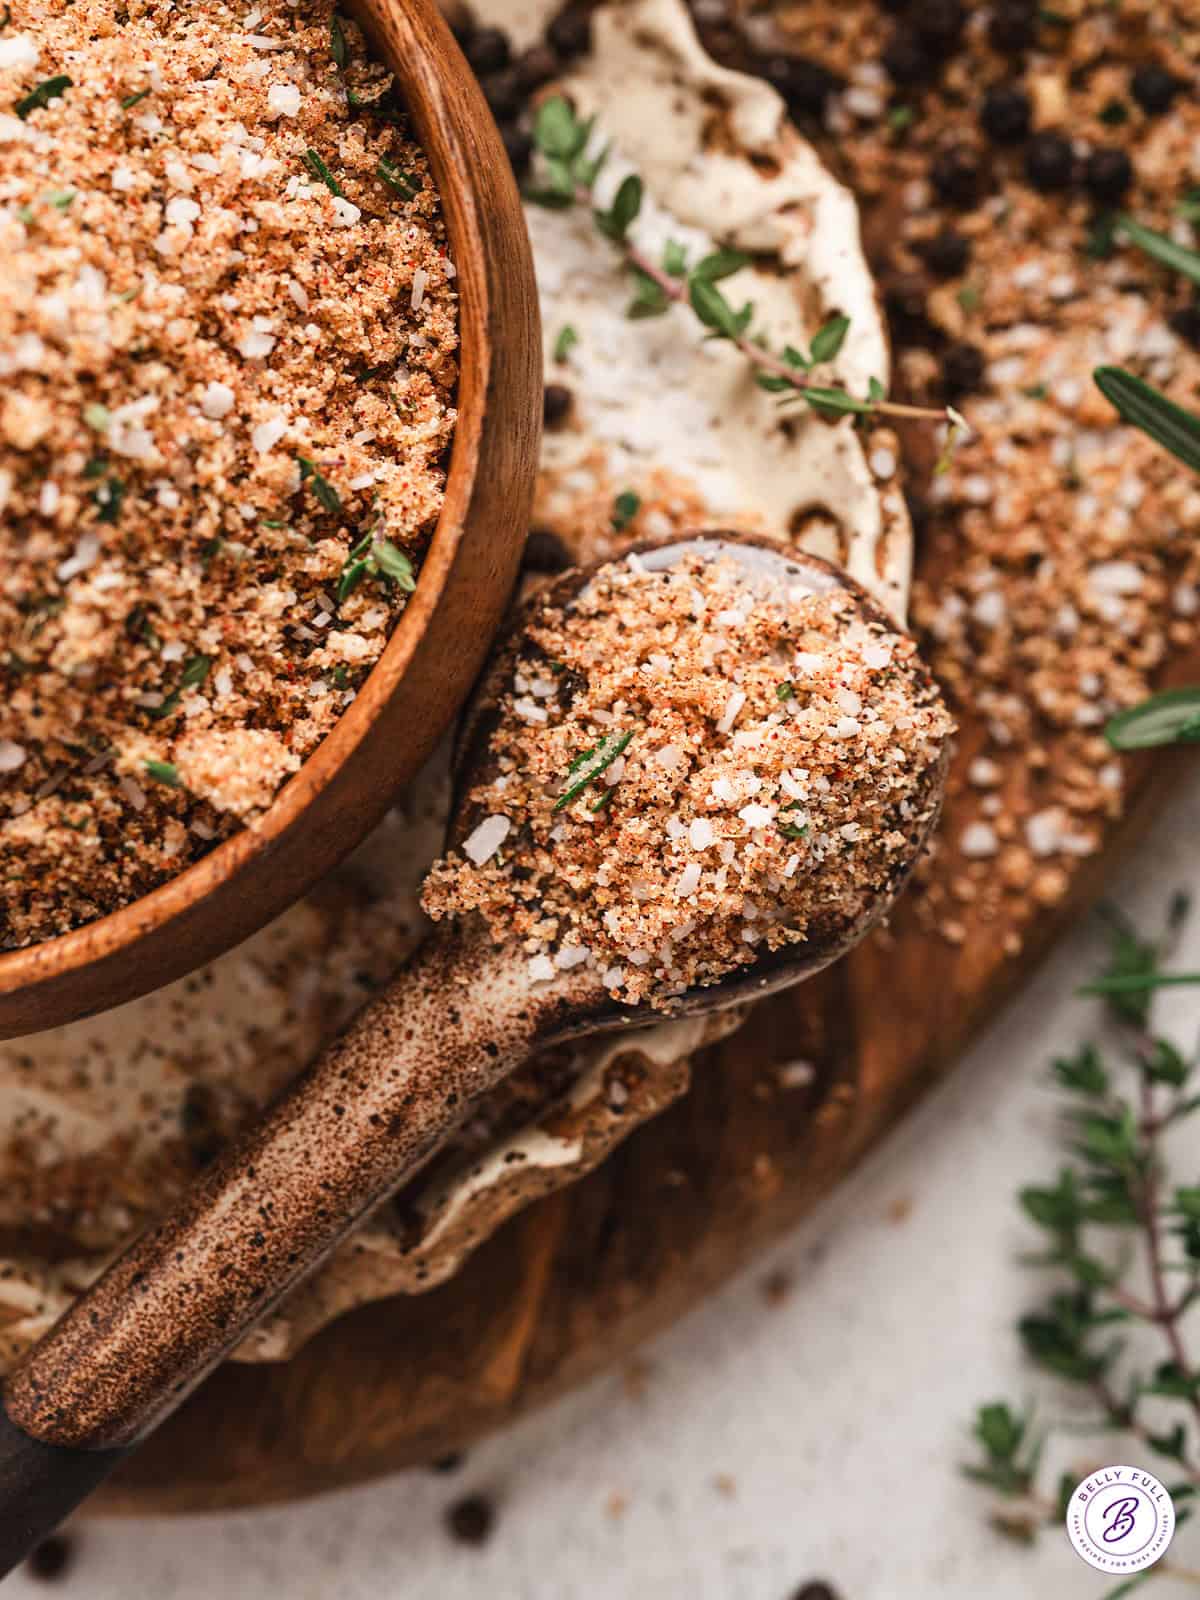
(0, 534), (949, 1567)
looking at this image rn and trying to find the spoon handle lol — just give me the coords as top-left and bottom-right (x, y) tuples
(0, 928), (551, 1569)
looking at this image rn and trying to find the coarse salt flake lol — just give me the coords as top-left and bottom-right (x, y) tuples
(463, 814), (510, 865)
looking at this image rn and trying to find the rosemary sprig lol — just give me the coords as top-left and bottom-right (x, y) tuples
(330, 13), (348, 69)
(554, 729), (633, 811)
(377, 157), (421, 200)
(1094, 368), (1200, 476)
(144, 759), (182, 788)
(966, 902), (1200, 1586)
(300, 149), (343, 198)
(525, 97), (951, 431)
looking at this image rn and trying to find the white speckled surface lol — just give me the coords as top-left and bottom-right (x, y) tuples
(7, 781), (1199, 1597)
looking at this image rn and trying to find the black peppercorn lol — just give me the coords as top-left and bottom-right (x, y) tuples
(463, 25), (511, 77)
(923, 228), (971, 277)
(1131, 63), (1181, 115)
(515, 44), (559, 93)
(941, 341), (986, 399)
(980, 84), (1032, 144)
(1084, 147), (1134, 204)
(1168, 305), (1200, 351)
(790, 1584), (841, 1600)
(502, 127), (534, 181)
(483, 68), (523, 124)
(911, 0), (965, 48)
(446, 1494), (496, 1547)
(988, 0), (1036, 53)
(522, 529), (573, 574)
(761, 55), (839, 119)
(546, 4), (592, 60)
(543, 383), (573, 427)
(1024, 131), (1074, 191)
(26, 1539), (74, 1583)
(882, 30), (932, 87)
(930, 145), (983, 207)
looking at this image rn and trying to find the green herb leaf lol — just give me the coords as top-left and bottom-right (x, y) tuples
(809, 314), (851, 366)
(1115, 215), (1200, 288)
(689, 277), (745, 341)
(626, 267), (670, 320)
(120, 87), (151, 110)
(93, 476), (125, 525)
(775, 682), (794, 701)
(145, 759), (181, 788)
(554, 729), (634, 811)
(377, 157), (421, 200)
(801, 387), (872, 418)
(1082, 970), (1200, 997)
(301, 148), (344, 198)
(330, 13), (348, 68)
(662, 240), (688, 277)
(533, 96), (587, 162)
(1105, 686), (1200, 750)
(337, 558), (369, 602)
(888, 104), (914, 133)
(46, 188), (76, 210)
(297, 456), (342, 515)
(179, 654), (212, 690)
(691, 249), (750, 284)
(611, 489), (640, 531)
(15, 75), (72, 119)
(595, 174), (642, 242)
(553, 325), (578, 363)
(371, 538), (416, 592)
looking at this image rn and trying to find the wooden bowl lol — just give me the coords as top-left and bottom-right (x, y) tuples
(0, 0), (541, 1041)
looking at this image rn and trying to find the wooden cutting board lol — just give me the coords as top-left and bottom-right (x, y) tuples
(90, 612), (1198, 1512)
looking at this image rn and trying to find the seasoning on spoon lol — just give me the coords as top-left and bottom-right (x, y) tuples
(423, 541), (953, 1009)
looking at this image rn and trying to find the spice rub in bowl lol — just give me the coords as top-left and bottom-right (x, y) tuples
(0, 0), (457, 948)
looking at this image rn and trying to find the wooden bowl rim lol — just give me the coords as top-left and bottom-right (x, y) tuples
(0, 4), (505, 1012)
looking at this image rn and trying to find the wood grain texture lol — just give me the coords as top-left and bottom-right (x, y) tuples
(0, 0), (541, 1039)
(87, 614), (1200, 1512)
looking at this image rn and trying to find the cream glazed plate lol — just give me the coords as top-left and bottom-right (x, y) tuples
(0, 0), (912, 1365)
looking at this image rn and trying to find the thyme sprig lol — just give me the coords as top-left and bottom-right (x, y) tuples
(966, 902), (1200, 1592)
(526, 97), (952, 431)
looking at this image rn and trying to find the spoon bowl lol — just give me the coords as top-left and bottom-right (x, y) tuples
(0, 534), (948, 1566)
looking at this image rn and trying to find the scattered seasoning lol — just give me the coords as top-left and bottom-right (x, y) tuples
(0, 0), (457, 948)
(423, 552), (950, 1009)
(445, 1493), (496, 1547)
